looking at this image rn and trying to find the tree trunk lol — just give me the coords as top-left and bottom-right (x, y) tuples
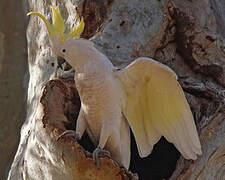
(7, 0), (225, 179)
(0, 1), (28, 179)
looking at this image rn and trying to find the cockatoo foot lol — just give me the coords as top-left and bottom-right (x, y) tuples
(57, 130), (80, 141)
(120, 167), (139, 180)
(93, 147), (111, 167)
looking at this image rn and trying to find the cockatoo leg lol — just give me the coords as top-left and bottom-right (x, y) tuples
(57, 108), (87, 142)
(57, 130), (80, 141)
(92, 125), (112, 167)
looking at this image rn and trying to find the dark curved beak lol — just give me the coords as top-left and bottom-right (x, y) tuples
(57, 56), (66, 70)
(57, 56), (72, 71)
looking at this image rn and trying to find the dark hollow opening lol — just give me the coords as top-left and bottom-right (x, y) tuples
(76, 128), (180, 180)
(72, 124), (180, 180)
(129, 133), (180, 180)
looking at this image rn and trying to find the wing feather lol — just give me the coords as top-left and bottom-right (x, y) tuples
(115, 57), (201, 159)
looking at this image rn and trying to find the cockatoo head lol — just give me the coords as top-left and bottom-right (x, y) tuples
(27, 6), (85, 70)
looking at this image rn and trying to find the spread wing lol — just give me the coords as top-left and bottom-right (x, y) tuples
(115, 57), (202, 159)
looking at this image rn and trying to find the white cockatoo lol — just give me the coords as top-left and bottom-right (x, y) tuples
(28, 6), (202, 169)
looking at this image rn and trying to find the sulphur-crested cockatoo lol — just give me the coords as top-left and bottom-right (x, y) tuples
(28, 6), (202, 169)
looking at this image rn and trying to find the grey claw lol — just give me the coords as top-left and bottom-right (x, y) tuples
(92, 147), (111, 167)
(120, 167), (139, 180)
(57, 130), (80, 141)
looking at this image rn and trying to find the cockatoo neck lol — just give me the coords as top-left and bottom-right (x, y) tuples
(63, 39), (112, 72)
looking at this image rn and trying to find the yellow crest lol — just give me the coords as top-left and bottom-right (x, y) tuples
(27, 6), (85, 42)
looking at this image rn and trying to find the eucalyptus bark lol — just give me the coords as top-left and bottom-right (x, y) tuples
(6, 0), (225, 180)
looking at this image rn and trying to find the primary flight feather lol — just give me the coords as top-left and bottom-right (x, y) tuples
(28, 6), (202, 169)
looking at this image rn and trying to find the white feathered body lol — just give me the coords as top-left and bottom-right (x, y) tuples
(74, 50), (130, 167)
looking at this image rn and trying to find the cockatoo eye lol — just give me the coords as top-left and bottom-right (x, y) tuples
(62, 49), (66, 53)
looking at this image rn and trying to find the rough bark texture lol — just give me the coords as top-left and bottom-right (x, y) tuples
(6, 0), (225, 179)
